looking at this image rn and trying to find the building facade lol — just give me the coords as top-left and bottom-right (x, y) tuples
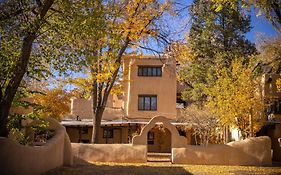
(61, 56), (281, 157)
(61, 56), (192, 153)
(257, 74), (281, 161)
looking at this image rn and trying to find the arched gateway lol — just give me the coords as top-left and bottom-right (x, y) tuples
(132, 116), (187, 148)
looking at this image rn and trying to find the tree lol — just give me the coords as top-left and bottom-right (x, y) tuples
(206, 59), (264, 139)
(178, 105), (219, 146)
(0, 0), (105, 137)
(176, 0), (256, 106)
(67, 76), (93, 99)
(66, 0), (171, 143)
(211, 0), (281, 33)
(33, 87), (71, 121)
(0, 0), (57, 137)
(255, 36), (281, 74)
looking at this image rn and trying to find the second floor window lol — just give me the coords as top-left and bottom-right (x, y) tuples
(138, 66), (162, 77)
(138, 95), (157, 111)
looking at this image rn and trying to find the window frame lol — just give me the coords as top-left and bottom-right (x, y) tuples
(81, 127), (88, 134)
(103, 128), (114, 138)
(138, 66), (162, 77)
(138, 95), (157, 111)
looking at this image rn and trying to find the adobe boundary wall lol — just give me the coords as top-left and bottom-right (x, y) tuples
(72, 143), (147, 164)
(0, 118), (73, 175)
(172, 136), (272, 166)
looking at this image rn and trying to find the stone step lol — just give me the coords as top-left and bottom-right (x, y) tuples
(147, 152), (171, 162)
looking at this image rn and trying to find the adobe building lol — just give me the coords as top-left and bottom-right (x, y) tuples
(61, 56), (281, 158)
(257, 74), (281, 161)
(61, 55), (193, 153)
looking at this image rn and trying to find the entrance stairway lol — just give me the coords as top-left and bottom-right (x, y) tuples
(147, 152), (171, 162)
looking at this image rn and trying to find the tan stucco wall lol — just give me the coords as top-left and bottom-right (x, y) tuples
(71, 98), (93, 118)
(72, 143), (147, 163)
(172, 136), (272, 166)
(0, 118), (73, 175)
(70, 97), (124, 120)
(123, 57), (177, 119)
(69, 56), (177, 121)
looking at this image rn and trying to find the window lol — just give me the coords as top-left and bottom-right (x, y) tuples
(81, 127), (88, 134)
(138, 95), (157, 111)
(178, 129), (186, 137)
(103, 128), (113, 138)
(138, 66), (162, 77)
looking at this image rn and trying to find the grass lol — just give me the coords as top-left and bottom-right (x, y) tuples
(45, 162), (281, 175)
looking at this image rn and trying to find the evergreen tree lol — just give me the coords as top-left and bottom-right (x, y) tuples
(178, 0), (257, 106)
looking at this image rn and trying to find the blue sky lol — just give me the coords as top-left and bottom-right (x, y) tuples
(142, 0), (280, 56)
(247, 10), (279, 43)
(170, 0), (280, 44)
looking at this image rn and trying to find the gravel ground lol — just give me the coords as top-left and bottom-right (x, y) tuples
(45, 162), (281, 175)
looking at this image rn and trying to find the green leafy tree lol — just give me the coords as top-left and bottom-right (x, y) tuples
(211, 0), (281, 33)
(0, 0), (57, 137)
(0, 0), (105, 137)
(177, 0), (256, 106)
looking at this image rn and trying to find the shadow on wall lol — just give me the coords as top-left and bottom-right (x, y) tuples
(0, 118), (73, 175)
(45, 162), (193, 175)
(72, 143), (147, 163)
(172, 136), (272, 166)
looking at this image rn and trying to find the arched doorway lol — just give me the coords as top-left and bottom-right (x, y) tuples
(147, 124), (171, 153)
(132, 116), (187, 163)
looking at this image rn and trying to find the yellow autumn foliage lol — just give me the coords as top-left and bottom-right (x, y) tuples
(170, 41), (194, 64)
(277, 79), (281, 92)
(33, 88), (71, 121)
(121, 0), (171, 42)
(207, 59), (264, 138)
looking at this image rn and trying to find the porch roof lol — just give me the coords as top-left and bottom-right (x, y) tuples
(60, 118), (190, 127)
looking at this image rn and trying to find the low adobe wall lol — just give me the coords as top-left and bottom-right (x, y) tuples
(72, 143), (147, 164)
(0, 118), (73, 175)
(172, 136), (272, 166)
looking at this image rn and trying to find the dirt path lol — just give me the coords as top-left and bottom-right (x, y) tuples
(45, 162), (281, 175)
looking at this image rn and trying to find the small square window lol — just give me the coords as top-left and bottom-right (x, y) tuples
(138, 66), (162, 77)
(103, 128), (113, 138)
(81, 127), (88, 134)
(138, 95), (157, 111)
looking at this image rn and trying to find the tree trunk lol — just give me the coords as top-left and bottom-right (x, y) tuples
(0, 33), (36, 137)
(90, 38), (130, 143)
(91, 106), (105, 143)
(0, 0), (54, 137)
(0, 102), (10, 137)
